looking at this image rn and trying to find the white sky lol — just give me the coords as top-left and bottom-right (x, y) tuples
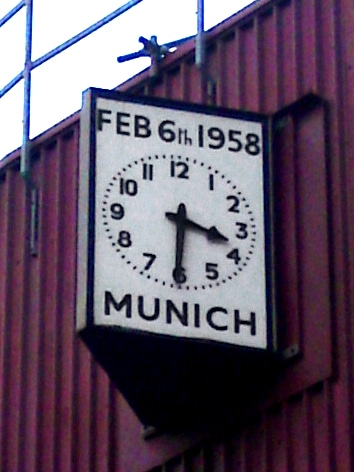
(0, 0), (254, 159)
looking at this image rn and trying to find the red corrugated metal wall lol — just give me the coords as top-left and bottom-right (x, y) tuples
(1, 0), (354, 470)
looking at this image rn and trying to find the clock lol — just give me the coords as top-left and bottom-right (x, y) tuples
(76, 90), (276, 430)
(77, 89), (273, 350)
(101, 153), (257, 291)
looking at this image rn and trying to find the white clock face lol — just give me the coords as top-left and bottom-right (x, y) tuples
(101, 154), (257, 291)
(76, 92), (272, 349)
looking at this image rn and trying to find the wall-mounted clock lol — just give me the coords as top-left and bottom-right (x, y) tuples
(77, 88), (275, 351)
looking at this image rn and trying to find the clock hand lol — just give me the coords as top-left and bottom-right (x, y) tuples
(165, 211), (229, 242)
(171, 203), (187, 284)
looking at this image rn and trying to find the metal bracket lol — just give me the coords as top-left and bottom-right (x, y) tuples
(281, 344), (301, 361)
(141, 424), (159, 440)
(29, 183), (39, 256)
(117, 34), (195, 76)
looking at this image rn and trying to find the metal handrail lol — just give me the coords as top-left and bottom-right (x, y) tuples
(0, 1), (25, 28)
(1, 0), (144, 177)
(1, 0), (144, 99)
(0, 0), (145, 255)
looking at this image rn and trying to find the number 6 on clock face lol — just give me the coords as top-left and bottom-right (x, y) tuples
(101, 154), (257, 291)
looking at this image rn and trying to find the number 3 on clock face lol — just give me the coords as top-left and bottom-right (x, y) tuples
(101, 154), (257, 291)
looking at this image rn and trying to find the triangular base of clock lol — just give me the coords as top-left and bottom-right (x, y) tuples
(79, 326), (279, 432)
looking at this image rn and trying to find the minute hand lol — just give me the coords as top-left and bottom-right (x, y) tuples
(165, 212), (228, 242)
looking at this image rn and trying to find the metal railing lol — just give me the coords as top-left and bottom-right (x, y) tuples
(1, 0), (205, 255)
(0, 0), (145, 255)
(0, 0), (144, 179)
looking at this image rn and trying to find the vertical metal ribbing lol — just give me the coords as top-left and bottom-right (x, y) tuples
(55, 131), (78, 471)
(254, 14), (263, 111)
(334, 0), (354, 468)
(1, 170), (28, 472)
(274, 3), (282, 109)
(0, 172), (12, 472)
(234, 26), (243, 109)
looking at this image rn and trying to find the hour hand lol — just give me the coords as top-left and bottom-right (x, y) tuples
(165, 212), (228, 242)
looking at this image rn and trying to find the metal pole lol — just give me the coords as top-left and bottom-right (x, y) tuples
(196, 0), (205, 68)
(21, 0), (33, 179)
(20, 0), (38, 255)
(0, 0), (25, 28)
